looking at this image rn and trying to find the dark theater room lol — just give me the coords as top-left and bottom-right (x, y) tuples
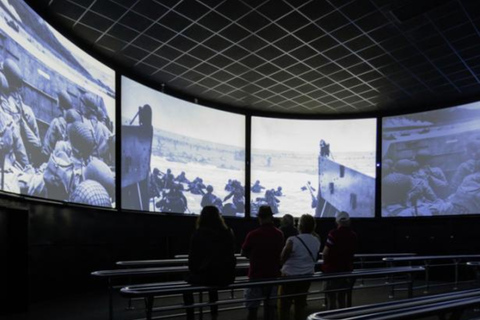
(5, 0), (480, 319)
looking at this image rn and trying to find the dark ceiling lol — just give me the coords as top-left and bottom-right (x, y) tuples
(26, 0), (480, 115)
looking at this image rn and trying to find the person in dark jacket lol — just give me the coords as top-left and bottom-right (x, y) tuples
(279, 214), (298, 244)
(322, 211), (358, 310)
(184, 206), (236, 320)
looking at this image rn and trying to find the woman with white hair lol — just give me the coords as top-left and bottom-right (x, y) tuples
(279, 214), (320, 320)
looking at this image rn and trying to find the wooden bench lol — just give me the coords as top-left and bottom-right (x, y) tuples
(120, 266), (424, 320)
(307, 288), (480, 320)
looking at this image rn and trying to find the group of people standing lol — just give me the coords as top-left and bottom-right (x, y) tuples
(184, 206), (357, 320)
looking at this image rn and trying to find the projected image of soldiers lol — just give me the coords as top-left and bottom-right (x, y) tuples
(0, 59), (115, 207)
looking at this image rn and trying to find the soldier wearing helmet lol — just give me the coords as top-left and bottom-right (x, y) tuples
(381, 172), (433, 216)
(161, 168), (174, 189)
(264, 189), (280, 214)
(148, 167), (163, 199)
(42, 90), (73, 158)
(447, 172), (480, 215)
(156, 182), (188, 213)
(42, 150), (78, 201)
(0, 70), (29, 170)
(274, 186), (283, 197)
(79, 92), (113, 164)
(187, 177), (206, 195)
(2, 58), (41, 164)
(251, 180), (265, 193)
(223, 182), (245, 214)
(394, 158), (437, 205)
(201, 185), (221, 209)
(70, 179), (111, 207)
(0, 110), (23, 193)
(451, 139), (480, 193)
(413, 149), (448, 199)
(68, 121), (95, 172)
(84, 157), (114, 200)
(174, 171), (190, 184)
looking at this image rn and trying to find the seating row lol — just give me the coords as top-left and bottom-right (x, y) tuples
(120, 266), (423, 320)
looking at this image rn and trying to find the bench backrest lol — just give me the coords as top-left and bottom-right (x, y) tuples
(308, 288), (480, 320)
(120, 266), (424, 297)
(383, 254), (480, 263)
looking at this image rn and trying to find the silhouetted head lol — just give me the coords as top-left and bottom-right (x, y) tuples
(299, 214), (315, 233)
(257, 205), (273, 223)
(281, 214), (294, 227)
(196, 205), (227, 231)
(335, 211), (351, 227)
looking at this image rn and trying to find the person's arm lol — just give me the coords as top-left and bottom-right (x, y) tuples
(241, 233), (252, 259)
(323, 231), (334, 262)
(228, 228), (237, 266)
(11, 124), (29, 168)
(322, 245), (330, 261)
(280, 238), (293, 265)
(200, 195), (207, 207)
(188, 233), (200, 273)
(224, 191), (233, 201)
(428, 167), (448, 188)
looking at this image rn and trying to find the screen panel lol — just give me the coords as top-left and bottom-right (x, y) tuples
(0, 2), (115, 207)
(251, 117), (376, 218)
(121, 77), (246, 216)
(382, 102), (480, 217)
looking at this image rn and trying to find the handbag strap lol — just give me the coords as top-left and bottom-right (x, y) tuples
(295, 235), (316, 262)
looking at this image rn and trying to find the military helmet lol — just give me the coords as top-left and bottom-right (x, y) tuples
(382, 173), (412, 204)
(153, 167), (160, 175)
(68, 121), (95, 157)
(415, 149), (433, 163)
(3, 58), (22, 89)
(65, 109), (82, 124)
(70, 180), (111, 207)
(85, 158), (114, 197)
(80, 92), (98, 113)
(394, 159), (418, 175)
(207, 185), (213, 192)
(58, 90), (73, 110)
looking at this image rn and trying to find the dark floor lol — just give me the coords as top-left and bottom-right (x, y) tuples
(4, 280), (480, 320)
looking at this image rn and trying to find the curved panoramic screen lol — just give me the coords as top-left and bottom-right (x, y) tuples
(251, 117), (376, 218)
(382, 102), (480, 217)
(121, 77), (246, 216)
(0, 2), (115, 207)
